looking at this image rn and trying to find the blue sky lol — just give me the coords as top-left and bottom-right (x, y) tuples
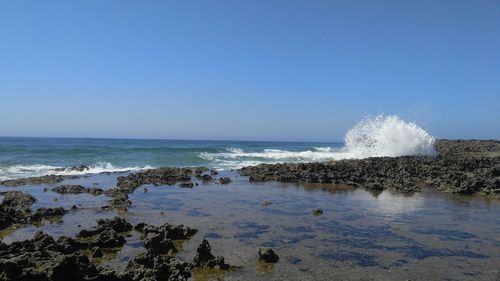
(0, 0), (499, 141)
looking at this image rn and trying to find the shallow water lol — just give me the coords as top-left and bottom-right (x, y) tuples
(1, 171), (500, 280)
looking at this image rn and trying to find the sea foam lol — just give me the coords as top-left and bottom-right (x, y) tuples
(0, 162), (151, 180)
(199, 114), (436, 169)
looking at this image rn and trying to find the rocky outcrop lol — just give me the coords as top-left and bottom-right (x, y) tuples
(193, 239), (235, 270)
(101, 167), (207, 211)
(0, 217), (212, 281)
(218, 177), (232, 184)
(239, 140), (500, 196)
(0, 175), (78, 187)
(258, 248), (279, 263)
(52, 185), (104, 196)
(77, 217), (133, 249)
(30, 207), (67, 222)
(0, 191), (36, 209)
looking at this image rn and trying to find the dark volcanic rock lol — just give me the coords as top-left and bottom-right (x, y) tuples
(258, 247), (279, 263)
(77, 217), (132, 249)
(0, 191), (36, 209)
(0, 205), (25, 229)
(53, 185), (104, 195)
(0, 231), (100, 281)
(312, 208), (323, 216)
(125, 251), (192, 281)
(30, 207), (67, 222)
(218, 177), (232, 184)
(0, 191), (39, 229)
(193, 239), (234, 270)
(239, 140), (500, 196)
(0, 217), (208, 281)
(0, 174), (78, 187)
(200, 174), (213, 182)
(117, 167), (205, 191)
(179, 182), (194, 188)
(105, 167), (206, 211)
(91, 246), (104, 258)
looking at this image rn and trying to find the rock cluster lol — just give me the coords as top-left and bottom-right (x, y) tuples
(239, 140), (500, 196)
(103, 167), (207, 211)
(77, 217), (133, 248)
(0, 217), (223, 281)
(52, 185), (104, 196)
(0, 175), (78, 187)
(258, 248), (279, 263)
(193, 239), (234, 270)
(0, 191), (68, 230)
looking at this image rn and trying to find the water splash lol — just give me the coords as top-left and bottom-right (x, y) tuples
(199, 114), (436, 169)
(344, 114), (436, 158)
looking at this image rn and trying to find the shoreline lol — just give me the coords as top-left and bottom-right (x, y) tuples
(0, 139), (499, 280)
(2, 139), (499, 197)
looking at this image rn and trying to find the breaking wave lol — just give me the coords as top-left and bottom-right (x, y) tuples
(199, 114), (436, 169)
(0, 162), (152, 180)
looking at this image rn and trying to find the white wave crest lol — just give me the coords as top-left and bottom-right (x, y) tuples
(199, 114), (436, 169)
(0, 162), (152, 180)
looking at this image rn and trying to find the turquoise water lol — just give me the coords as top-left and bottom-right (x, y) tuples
(0, 137), (343, 180)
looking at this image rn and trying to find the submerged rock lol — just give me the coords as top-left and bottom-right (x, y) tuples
(0, 174), (78, 187)
(193, 239), (233, 270)
(91, 246), (103, 258)
(218, 177), (232, 184)
(179, 182), (194, 188)
(312, 208), (323, 216)
(258, 248), (280, 263)
(77, 217), (132, 249)
(0, 191), (36, 209)
(30, 207), (67, 222)
(52, 185), (104, 195)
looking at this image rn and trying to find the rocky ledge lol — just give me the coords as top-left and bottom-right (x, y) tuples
(239, 140), (500, 196)
(0, 191), (68, 230)
(0, 175), (78, 187)
(0, 217), (235, 281)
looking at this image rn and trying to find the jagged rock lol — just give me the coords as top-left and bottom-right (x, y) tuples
(77, 217), (132, 249)
(193, 239), (233, 270)
(30, 207), (67, 222)
(312, 208), (323, 216)
(218, 177), (232, 184)
(92, 246), (103, 258)
(0, 191), (36, 209)
(258, 248), (279, 263)
(0, 175), (78, 187)
(239, 140), (500, 197)
(52, 185), (104, 195)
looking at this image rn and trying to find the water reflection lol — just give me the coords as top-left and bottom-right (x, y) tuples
(370, 190), (425, 218)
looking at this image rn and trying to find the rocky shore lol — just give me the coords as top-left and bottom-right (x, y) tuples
(0, 139), (499, 280)
(239, 140), (500, 196)
(0, 216), (235, 281)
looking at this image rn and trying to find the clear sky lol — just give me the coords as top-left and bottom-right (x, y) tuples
(0, 0), (499, 141)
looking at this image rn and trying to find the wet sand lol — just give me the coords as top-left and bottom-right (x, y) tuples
(1, 170), (500, 280)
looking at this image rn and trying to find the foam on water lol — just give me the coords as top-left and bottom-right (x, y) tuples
(0, 162), (151, 180)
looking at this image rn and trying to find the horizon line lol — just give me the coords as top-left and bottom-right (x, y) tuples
(0, 135), (344, 144)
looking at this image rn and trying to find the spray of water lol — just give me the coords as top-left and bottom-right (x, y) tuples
(344, 114), (436, 158)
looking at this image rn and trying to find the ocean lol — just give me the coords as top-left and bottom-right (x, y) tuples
(0, 137), (344, 180)
(0, 115), (437, 180)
